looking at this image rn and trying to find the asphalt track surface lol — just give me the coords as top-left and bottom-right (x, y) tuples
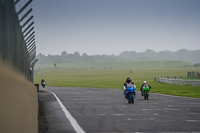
(38, 86), (200, 133)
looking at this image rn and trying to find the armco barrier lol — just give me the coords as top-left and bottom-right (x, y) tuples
(159, 77), (200, 86)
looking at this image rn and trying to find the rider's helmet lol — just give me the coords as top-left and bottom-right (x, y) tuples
(143, 81), (147, 84)
(126, 77), (131, 83)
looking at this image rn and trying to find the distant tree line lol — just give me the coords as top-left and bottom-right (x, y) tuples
(36, 49), (200, 64)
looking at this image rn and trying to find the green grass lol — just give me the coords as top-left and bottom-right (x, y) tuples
(34, 67), (200, 98)
(34, 60), (193, 70)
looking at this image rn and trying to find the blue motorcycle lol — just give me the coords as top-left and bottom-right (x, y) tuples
(125, 85), (136, 104)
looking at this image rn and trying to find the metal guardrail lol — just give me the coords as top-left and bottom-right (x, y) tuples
(154, 76), (183, 82)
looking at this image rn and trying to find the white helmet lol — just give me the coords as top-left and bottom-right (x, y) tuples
(144, 81), (147, 84)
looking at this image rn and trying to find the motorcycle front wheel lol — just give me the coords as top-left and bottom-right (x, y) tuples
(144, 93), (148, 100)
(131, 93), (134, 104)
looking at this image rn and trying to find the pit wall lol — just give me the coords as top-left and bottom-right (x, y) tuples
(0, 60), (38, 133)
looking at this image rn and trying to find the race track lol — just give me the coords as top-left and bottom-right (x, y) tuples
(38, 87), (200, 133)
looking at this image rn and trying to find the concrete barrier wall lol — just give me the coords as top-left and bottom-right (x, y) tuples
(159, 77), (200, 86)
(0, 61), (38, 133)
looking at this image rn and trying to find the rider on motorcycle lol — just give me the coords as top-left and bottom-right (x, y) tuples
(41, 79), (46, 87)
(123, 77), (136, 98)
(140, 81), (151, 96)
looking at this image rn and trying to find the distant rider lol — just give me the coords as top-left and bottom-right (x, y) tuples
(140, 81), (151, 96)
(41, 79), (45, 86)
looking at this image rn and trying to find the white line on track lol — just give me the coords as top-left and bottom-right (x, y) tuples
(111, 113), (159, 116)
(127, 118), (155, 121)
(186, 113), (200, 115)
(138, 102), (158, 104)
(48, 91), (86, 133)
(85, 106), (112, 108)
(75, 113), (159, 116)
(155, 120), (200, 123)
(187, 120), (200, 122)
(78, 102), (110, 103)
(152, 93), (200, 100)
(142, 108), (181, 111)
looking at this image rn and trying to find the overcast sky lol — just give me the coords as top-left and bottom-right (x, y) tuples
(32, 0), (200, 56)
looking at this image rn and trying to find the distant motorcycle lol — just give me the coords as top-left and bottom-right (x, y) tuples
(142, 84), (150, 100)
(41, 81), (45, 88)
(125, 85), (136, 104)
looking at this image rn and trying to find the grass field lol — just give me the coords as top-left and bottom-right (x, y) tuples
(34, 60), (193, 70)
(34, 64), (200, 98)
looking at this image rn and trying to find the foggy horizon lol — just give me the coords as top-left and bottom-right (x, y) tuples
(32, 0), (200, 56)
(37, 48), (200, 56)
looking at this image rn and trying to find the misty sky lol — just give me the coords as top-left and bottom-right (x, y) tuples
(32, 0), (200, 56)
